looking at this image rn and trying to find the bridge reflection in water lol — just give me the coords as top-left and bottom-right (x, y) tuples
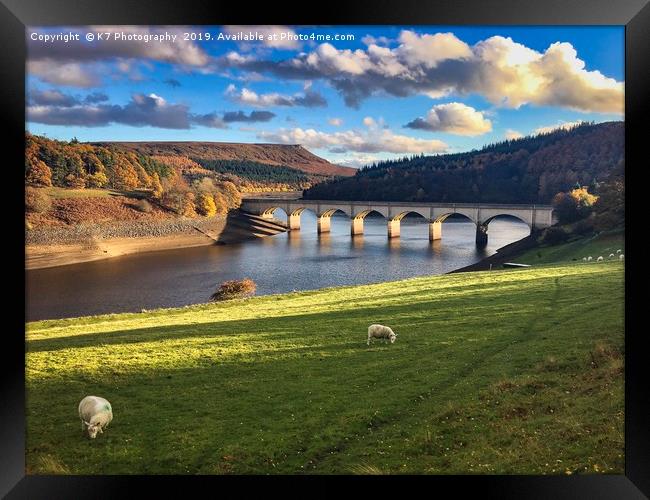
(241, 198), (555, 248)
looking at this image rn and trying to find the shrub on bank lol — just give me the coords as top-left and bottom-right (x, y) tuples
(134, 199), (153, 213)
(25, 187), (52, 214)
(210, 278), (257, 301)
(540, 226), (569, 245)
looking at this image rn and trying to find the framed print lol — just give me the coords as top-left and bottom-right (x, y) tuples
(2, 0), (647, 497)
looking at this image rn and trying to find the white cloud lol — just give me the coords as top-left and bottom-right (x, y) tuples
(395, 31), (472, 68)
(223, 30), (624, 113)
(534, 120), (586, 135)
(336, 153), (386, 168)
(405, 102), (492, 136)
(505, 129), (524, 140)
(28, 60), (102, 88)
(328, 117), (343, 126)
(257, 126), (448, 155)
(361, 35), (392, 47)
(224, 84), (326, 108)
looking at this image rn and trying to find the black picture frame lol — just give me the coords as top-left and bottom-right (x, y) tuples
(2, 0), (647, 497)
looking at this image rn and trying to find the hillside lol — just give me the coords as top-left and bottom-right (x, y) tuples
(26, 262), (623, 474)
(93, 141), (355, 178)
(304, 121), (624, 204)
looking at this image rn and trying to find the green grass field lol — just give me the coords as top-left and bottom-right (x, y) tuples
(515, 229), (624, 265)
(26, 261), (624, 475)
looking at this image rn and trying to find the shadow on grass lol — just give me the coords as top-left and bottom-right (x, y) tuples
(27, 296), (484, 353)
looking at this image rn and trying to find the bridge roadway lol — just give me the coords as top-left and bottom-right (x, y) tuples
(240, 198), (555, 247)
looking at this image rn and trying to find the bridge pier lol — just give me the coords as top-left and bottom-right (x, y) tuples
(317, 215), (331, 233)
(288, 213), (301, 231)
(429, 220), (442, 241)
(475, 223), (488, 248)
(388, 219), (400, 239)
(351, 217), (364, 236)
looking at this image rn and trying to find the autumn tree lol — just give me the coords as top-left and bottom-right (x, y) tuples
(213, 192), (228, 215)
(217, 181), (241, 209)
(181, 192), (197, 217)
(196, 192), (217, 217)
(111, 156), (139, 191)
(552, 187), (599, 225)
(151, 172), (164, 200)
(25, 155), (53, 187)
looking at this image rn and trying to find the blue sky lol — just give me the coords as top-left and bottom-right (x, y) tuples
(26, 25), (624, 167)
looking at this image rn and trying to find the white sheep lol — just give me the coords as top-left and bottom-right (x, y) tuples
(597, 256), (604, 262)
(79, 396), (113, 439)
(587, 256), (593, 261)
(582, 257), (587, 262)
(609, 253), (615, 259)
(616, 249), (622, 254)
(620, 254), (624, 260)
(367, 324), (397, 345)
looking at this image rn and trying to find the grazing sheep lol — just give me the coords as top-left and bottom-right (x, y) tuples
(582, 257), (587, 262)
(620, 254), (624, 261)
(367, 324), (397, 345)
(609, 253), (615, 259)
(616, 249), (622, 254)
(597, 256), (604, 262)
(79, 396), (113, 439)
(587, 256), (593, 261)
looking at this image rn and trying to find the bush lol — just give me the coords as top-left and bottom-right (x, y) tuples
(210, 278), (257, 301)
(134, 199), (153, 213)
(196, 192), (217, 217)
(540, 226), (569, 245)
(572, 218), (595, 235)
(25, 187), (52, 214)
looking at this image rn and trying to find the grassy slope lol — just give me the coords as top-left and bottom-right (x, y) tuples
(515, 230), (624, 265)
(26, 262), (624, 475)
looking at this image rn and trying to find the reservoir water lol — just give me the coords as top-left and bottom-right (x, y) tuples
(26, 211), (530, 321)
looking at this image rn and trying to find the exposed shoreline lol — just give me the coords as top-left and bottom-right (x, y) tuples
(25, 212), (288, 270)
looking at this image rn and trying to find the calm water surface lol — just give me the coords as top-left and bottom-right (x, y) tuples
(26, 212), (530, 321)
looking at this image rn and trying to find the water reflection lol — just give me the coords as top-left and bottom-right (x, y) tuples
(26, 211), (530, 321)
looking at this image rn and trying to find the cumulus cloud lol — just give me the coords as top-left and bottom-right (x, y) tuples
(405, 102), (492, 136)
(222, 110), (276, 122)
(28, 60), (102, 88)
(533, 120), (586, 135)
(256, 126), (448, 155)
(26, 90), (274, 129)
(505, 129), (524, 140)
(224, 84), (326, 108)
(328, 117), (343, 126)
(29, 89), (109, 107)
(220, 31), (624, 113)
(361, 35), (392, 47)
(336, 153), (387, 168)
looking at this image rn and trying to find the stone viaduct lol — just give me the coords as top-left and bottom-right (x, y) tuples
(241, 198), (554, 247)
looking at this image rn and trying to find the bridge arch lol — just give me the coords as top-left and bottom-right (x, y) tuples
(432, 211), (477, 225)
(350, 209), (386, 236)
(286, 206), (317, 230)
(319, 207), (352, 218)
(316, 208), (351, 234)
(391, 209), (430, 222)
(261, 206), (288, 219)
(482, 213), (531, 229)
(352, 208), (388, 219)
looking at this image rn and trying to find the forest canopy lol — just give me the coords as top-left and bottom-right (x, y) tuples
(304, 121), (624, 205)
